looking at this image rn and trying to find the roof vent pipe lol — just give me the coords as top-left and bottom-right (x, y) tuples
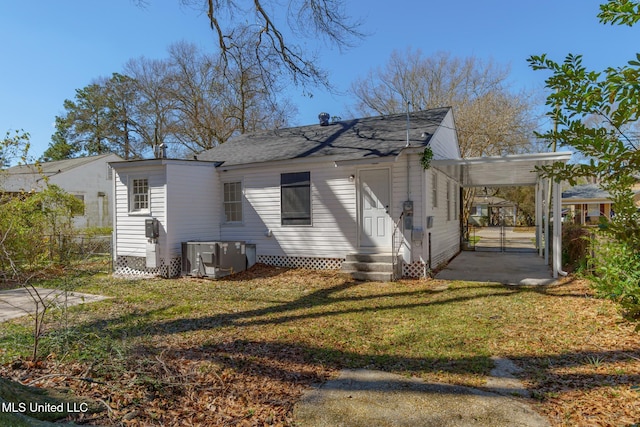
(405, 102), (411, 147)
(319, 112), (330, 126)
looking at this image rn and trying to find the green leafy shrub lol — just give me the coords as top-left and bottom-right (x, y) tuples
(0, 185), (83, 273)
(589, 236), (640, 326)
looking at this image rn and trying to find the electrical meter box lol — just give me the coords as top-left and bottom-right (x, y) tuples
(145, 218), (159, 239)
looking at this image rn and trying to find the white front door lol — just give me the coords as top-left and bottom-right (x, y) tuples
(359, 168), (391, 249)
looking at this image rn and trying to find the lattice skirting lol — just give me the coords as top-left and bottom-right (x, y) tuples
(115, 256), (181, 278)
(403, 261), (427, 278)
(258, 255), (344, 270)
(114, 254), (427, 280)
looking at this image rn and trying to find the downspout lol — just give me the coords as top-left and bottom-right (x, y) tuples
(553, 178), (569, 277)
(406, 102), (411, 201)
(111, 165), (117, 273)
(405, 102), (412, 266)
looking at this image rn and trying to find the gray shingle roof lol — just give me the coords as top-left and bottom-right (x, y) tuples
(562, 184), (611, 200)
(1, 153), (118, 192)
(3, 153), (115, 176)
(198, 108), (451, 166)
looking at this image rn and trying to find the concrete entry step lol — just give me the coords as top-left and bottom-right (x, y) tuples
(345, 253), (396, 263)
(342, 253), (400, 282)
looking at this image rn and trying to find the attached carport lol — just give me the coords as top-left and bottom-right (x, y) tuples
(433, 151), (573, 279)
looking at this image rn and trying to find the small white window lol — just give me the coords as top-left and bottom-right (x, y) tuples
(223, 182), (243, 223)
(130, 178), (149, 213)
(447, 180), (451, 221)
(453, 184), (458, 220)
(432, 172), (438, 208)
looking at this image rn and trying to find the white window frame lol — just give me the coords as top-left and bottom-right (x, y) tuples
(129, 177), (150, 214)
(453, 183), (458, 220)
(432, 171), (438, 208)
(447, 180), (451, 221)
(223, 181), (243, 224)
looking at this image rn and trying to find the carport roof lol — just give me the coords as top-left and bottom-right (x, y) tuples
(432, 151), (573, 187)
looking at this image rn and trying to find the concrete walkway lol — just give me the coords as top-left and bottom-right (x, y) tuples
(0, 287), (108, 322)
(436, 251), (555, 286)
(294, 368), (549, 427)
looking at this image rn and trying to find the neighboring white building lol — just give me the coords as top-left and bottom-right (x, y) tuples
(110, 108), (462, 279)
(1, 153), (122, 229)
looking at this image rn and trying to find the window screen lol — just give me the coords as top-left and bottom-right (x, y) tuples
(281, 172), (311, 225)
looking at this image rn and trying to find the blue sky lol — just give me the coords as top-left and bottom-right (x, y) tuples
(2, 0), (639, 158)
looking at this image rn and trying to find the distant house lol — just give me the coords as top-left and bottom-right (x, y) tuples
(469, 195), (518, 227)
(1, 153), (122, 229)
(562, 181), (640, 225)
(562, 184), (612, 225)
(110, 108), (463, 279)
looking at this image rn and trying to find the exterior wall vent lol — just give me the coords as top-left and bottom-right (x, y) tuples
(318, 112), (330, 126)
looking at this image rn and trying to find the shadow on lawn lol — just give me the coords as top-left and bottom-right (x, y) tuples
(84, 279), (520, 338)
(129, 338), (640, 399)
(31, 273), (639, 415)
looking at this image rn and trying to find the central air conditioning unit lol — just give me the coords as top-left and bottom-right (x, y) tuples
(181, 241), (247, 278)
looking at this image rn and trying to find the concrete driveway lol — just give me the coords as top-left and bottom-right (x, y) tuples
(436, 251), (555, 286)
(0, 287), (108, 322)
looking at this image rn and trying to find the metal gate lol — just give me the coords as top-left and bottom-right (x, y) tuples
(466, 224), (538, 253)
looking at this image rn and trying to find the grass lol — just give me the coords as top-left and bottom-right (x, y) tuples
(0, 264), (639, 426)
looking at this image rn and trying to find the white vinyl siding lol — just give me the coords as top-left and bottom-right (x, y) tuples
(165, 162), (220, 258)
(219, 161), (357, 258)
(113, 161), (220, 261)
(425, 166), (460, 269)
(114, 166), (166, 257)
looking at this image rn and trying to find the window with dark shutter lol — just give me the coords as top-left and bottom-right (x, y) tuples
(281, 172), (311, 225)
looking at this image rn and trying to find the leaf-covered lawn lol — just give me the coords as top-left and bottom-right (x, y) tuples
(0, 264), (638, 426)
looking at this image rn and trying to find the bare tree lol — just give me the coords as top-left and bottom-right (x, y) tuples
(162, 40), (295, 154)
(350, 49), (542, 234)
(173, 0), (364, 92)
(123, 57), (178, 157)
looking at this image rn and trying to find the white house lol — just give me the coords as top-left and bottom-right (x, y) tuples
(1, 153), (122, 229)
(110, 108), (463, 279)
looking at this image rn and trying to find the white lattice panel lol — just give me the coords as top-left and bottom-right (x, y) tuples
(403, 261), (426, 278)
(258, 255), (343, 270)
(115, 256), (181, 278)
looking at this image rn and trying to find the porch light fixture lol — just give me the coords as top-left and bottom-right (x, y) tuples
(349, 174), (355, 182)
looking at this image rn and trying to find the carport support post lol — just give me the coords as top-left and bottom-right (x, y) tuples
(535, 180), (542, 256)
(552, 179), (562, 278)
